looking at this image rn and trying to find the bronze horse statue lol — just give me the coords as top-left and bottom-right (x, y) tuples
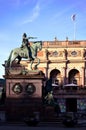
(6, 41), (42, 70)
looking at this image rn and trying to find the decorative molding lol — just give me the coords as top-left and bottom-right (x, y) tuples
(25, 83), (36, 95)
(48, 51), (63, 57)
(12, 83), (23, 94)
(68, 50), (81, 57)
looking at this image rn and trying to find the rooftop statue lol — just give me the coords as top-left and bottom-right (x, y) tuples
(6, 33), (42, 70)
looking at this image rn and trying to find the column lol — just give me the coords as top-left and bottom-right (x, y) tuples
(44, 49), (48, 60)
(82, 67), (85, 88)
(44, 67), (48, 78)
(63, 49), (67, 60)
(84, 61), (86, 86)
(62, 67), (66, 85)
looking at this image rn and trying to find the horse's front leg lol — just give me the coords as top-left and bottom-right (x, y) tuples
(30, 60), (34, 70)
(17, 56), (21, 64)
(9, 54), (18, 67)
(34, 57), (40, 70)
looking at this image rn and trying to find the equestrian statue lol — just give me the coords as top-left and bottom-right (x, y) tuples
(6, 33), (42, 70)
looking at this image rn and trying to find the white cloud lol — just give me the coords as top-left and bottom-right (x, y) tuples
(22, 3), (40, 24)
(12, 0), (30, 7)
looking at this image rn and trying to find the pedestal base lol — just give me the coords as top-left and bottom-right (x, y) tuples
(5, 71), (45, 121)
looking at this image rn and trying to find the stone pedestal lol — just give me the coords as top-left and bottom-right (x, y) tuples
(4, 66), (45, 121)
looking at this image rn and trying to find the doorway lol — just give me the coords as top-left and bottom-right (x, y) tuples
(66, 98), (77, 112)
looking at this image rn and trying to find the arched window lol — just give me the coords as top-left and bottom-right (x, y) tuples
(68, 69), (80, 85)
(50, 69), (61, 85)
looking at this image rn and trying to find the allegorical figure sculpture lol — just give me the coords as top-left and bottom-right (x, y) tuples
(6, 33), (42, 70)
(44, 76), (61, 117)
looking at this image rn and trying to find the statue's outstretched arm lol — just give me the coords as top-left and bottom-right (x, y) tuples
(28, 37), (37, 39)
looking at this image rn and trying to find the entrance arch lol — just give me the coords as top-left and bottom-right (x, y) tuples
(66, 98), (77, 112)
(50, 69), (61, 85)
(68, 69), (80, 85)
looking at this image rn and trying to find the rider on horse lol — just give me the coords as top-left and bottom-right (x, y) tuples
(21, 33), (37, 60)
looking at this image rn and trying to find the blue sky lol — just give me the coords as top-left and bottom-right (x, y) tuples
(0, 0), (86, 78)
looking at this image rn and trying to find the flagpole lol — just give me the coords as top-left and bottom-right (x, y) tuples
(71, 14), (76, 41)
(74, 20), (76, 41)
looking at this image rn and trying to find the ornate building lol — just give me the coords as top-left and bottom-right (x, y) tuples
(22, 39), (86, 87)
(3, 39), (86, 121)
(20, 39), (86, 113)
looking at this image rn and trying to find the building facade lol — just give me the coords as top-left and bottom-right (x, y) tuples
(4, 39), (86, 117)
(24, 39), (86, 113)
(23, 39), (86, 88)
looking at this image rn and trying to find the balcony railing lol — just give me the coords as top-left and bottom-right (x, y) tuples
(42, 41), (86, 48)
(53, 89), (86, 95)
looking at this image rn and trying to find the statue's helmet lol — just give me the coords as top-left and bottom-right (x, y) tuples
(23, 33), (27, 37)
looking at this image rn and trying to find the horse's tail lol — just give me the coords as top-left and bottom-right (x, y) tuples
(6, 50), (13, 67)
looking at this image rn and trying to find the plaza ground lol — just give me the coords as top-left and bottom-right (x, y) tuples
(0, 121), (86, 130)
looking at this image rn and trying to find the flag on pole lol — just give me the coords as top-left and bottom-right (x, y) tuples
(71, 14), (76, 21)
(71, 14), (76, 40)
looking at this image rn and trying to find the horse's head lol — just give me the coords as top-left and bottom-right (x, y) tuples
(34, 41), (42, 51)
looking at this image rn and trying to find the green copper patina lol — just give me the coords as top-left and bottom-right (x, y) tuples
(6, 40), (42, 70)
